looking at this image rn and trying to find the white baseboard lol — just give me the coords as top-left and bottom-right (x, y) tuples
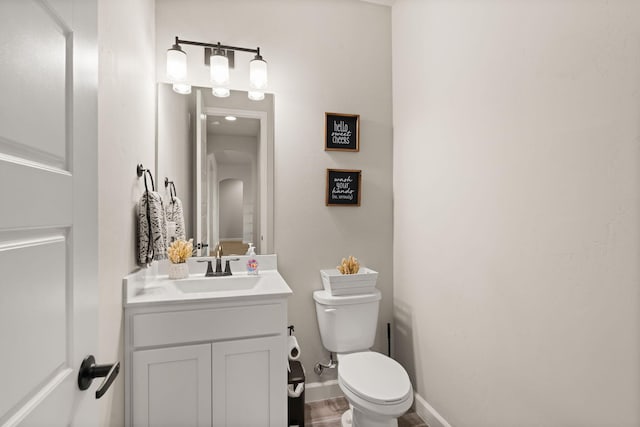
(413, 393), (452, 427)
(304, 380), (344, 402)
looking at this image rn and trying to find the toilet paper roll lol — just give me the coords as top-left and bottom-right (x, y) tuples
(288, 382), (304, 398)
(288, 335), (301, 360)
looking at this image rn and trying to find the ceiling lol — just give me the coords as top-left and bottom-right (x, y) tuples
(207, 115), (260, 137)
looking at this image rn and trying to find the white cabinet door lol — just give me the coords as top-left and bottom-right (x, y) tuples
(212, 335), (286, 427)
(133, 344), (212, 427)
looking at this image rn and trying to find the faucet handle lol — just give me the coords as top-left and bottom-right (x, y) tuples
(224, 258), (241, 276)
(197, 259), (215, 277)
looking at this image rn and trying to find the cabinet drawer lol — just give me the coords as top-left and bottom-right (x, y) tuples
(132, 303), (284, 348)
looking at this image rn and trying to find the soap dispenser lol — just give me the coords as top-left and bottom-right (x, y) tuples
(246, 243), (258, 275)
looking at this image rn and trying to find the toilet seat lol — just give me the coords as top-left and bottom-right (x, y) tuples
(338, 352), (412, 407)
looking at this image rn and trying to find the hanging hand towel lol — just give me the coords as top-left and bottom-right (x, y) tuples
(165, 196), (186, 241)
(137, 190), (168, 265)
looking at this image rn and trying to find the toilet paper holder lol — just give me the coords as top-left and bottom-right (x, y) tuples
(287, 325), (301, 361)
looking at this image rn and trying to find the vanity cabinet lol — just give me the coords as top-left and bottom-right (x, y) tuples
(132, 344), (212, 426)
(212, 336), (284, 426)
(124, 298), (288, 427)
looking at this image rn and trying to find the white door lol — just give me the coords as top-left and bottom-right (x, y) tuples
(0, 0), (102, 425)
(132, 344), (212, 427)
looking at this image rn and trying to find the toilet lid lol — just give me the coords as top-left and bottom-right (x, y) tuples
(338, 352), (412, 405)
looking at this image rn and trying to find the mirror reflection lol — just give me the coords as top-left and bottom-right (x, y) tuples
(157, 83), (274, 255)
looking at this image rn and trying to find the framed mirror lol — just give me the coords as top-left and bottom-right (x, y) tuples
(156, 83), (274, 255)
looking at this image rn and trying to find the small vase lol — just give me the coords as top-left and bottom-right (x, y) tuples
(168, 262), (189, 279)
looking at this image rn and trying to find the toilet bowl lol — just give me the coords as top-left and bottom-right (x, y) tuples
(338, 351), (413, 427)
(313, 289), (413, 427)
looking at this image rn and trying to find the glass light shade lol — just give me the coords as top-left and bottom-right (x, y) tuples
(248, 91), (265, 101)
(249, 57), (268, 90)
(212, 87), (230, 98)
(166, 46), (187, 81)
(173, 83), (192, 95)
(210, 52), (229, 85)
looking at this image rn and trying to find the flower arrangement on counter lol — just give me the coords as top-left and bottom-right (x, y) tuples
(168, 239), (193, 264)
(337, 255), (360, 274)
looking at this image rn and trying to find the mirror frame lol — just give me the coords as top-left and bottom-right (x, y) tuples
(155, 84), (275, 255)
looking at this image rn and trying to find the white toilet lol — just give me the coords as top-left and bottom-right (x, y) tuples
(313, 289), (413, 427)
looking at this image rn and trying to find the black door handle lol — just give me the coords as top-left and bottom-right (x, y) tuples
(77, 355), (120, 399)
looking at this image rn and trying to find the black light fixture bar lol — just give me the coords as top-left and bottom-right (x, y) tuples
(174, 37), (260, 56)
(167, 35), (268, 100)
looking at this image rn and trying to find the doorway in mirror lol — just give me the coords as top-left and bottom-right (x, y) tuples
(156, 84), (274, 255)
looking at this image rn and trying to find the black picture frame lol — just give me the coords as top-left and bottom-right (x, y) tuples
(325, 112), (360, 152)
(326, 169), (361, 206)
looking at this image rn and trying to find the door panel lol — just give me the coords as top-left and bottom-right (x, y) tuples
(0, 0), (98, 425)
(132, 344), (212, 427)
(0, 233), (67, 418)
(0, 0), (69, 168)
(212, 336), (287, 427)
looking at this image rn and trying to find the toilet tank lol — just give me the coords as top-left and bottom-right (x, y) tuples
(313, 289), (381, 353)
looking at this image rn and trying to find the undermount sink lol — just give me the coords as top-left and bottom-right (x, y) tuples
(174, 275), (261, 293)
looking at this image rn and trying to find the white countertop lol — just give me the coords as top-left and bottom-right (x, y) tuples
(123, 254), (292, 307)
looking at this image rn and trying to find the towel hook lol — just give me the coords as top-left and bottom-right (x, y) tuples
(137, 164), (155, 192)
(165, 177), (177, 202)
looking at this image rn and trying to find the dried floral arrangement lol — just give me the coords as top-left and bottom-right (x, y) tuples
(168, 239), (193, 264)
(337, 255), (360, 274)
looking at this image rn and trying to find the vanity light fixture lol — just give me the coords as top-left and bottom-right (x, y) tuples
(166, 42), (187, 81)
(225, 115), (237, 121)
(210, 46), (230, 97)
(166, 36), (268, 101)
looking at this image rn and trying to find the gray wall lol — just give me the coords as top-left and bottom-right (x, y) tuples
(156, 0), (393, 384)
(157, 83), (195, 239)
(97, 0), (156, 425)
(218, 178), (244, 239)
(392, 1), (640, 425)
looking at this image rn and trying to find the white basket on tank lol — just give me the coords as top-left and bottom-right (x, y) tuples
(320, 268), (378, 296)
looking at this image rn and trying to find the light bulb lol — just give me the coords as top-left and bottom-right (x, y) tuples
(212, 87), (230, 98)
(210, 51), (229, 86)
(248, 91), (265, 101)
(166, 44), (187, 81)
(249, 54), (268, 90)
(173, 83), (191, 94)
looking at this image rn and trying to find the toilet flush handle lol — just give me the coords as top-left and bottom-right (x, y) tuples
(324, 308), (336, 313)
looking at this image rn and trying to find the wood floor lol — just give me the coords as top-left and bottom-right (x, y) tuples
(303, 397), (428, 427)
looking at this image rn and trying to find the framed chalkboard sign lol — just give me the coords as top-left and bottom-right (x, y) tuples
(326, 169), (361, 206)
(325, 112), (360, 152)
